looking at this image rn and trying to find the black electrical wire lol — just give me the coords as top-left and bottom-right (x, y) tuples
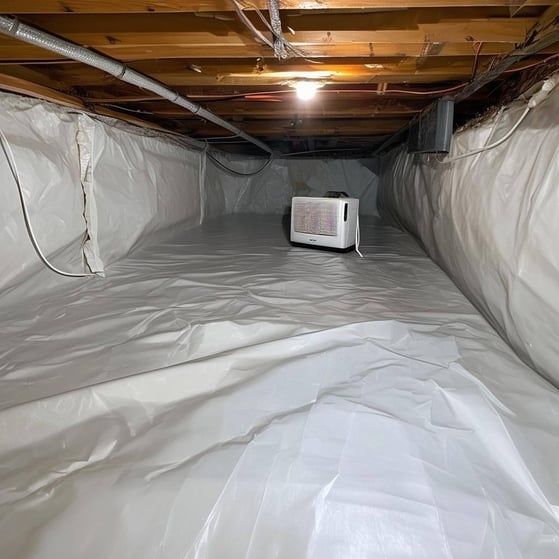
(206, 150), (274, 176)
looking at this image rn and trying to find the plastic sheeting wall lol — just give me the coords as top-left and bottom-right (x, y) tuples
(206, 154), (378, 216)
(0, 90), (379, 295)
(0, 92), (211, 292)
(2, 91), (559, 559)
(0, 94), (88, 294)
(379, 81), (559, 386)
(79, 118), (205, 268)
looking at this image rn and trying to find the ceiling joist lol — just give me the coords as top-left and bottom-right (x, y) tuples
(1, 1), (554, 14)
(0, 1), (557, 153)
(0, 11), (542, 62)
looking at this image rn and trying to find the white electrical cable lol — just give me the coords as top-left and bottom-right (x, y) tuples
(230, 0), (275, 51)
(0, 129), (97, 278)
(230, 0), (319, 62)
(444, 74), (559, 163)
(444, 105), (531, 163)
(355, 214), (364, 258)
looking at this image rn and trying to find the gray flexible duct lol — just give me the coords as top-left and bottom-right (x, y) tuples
(0, 16), (273, 154)
(267, 0), (287, 60)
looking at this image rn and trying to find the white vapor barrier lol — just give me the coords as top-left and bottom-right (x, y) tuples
(378, 82), (559, 386)
(206, 155), (378, 215)
(0, 91), (222, 297)
(81, 117), (205, 268)
(1, 215), (559, 559)
(0, 93), (90, 293)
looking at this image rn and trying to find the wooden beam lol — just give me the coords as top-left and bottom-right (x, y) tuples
(0, 3), (555, 145)
(454, 3), (559, 102)
(72, 71), (475, 85)
(0, 7), (548, 60)
(101, 98), (427, 118)
(0, 12), (539, 62)
(0, 41), (541, 62)
(25, 58), (499, 88)
(13, 48), (554, 68)
(2, 1), (554, 14)
(187, 117), (409, 136)
(0, 63), (68, 90)
(372, 3), (559, 154)
(13, 12), (537, 40)
(80, 86), (482, 103)
(0, 71), (180, 133)
(0, 71), (84, 109)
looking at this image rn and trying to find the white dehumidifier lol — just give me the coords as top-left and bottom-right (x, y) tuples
(290, 196), (360, 251)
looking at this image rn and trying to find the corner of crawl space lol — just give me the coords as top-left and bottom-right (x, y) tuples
(1, 74), (559, 558)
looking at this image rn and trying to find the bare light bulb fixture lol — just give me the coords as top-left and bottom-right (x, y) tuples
(295, 81), (319, 100)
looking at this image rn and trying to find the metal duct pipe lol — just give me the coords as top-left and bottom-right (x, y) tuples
(267, 0), (287, 60)
(0, 16), (273, 155)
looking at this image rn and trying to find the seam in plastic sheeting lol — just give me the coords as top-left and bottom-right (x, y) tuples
(78, 113), (105, 274)
(379, 79), (559, 387)
(0, 93), (92, 294)
(199, 147), (207, 225)
(0, 90), (225, 297)
(0, 88), (379, 298)
(85, 118), (204, 267)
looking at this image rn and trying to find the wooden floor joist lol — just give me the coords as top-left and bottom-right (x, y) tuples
(0, 71), (177, 133)
(2, 1), (555, 14)
(454, 3), (559, 102)
(14, 59), (501, 88)
(188, 117), (410, 136)
(372, 2), (559, 154)
(0, 1), (558, 151)
(0, 11), (542, 61)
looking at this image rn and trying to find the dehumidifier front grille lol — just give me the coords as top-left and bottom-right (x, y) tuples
(293, 200), (338, 236)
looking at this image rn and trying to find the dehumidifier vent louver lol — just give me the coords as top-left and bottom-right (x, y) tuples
(290, 196), (359, 250)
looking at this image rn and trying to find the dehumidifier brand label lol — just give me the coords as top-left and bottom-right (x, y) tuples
(293, 201), (338, 236)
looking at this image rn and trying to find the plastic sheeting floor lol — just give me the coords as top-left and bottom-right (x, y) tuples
(1, 215), (559, 559)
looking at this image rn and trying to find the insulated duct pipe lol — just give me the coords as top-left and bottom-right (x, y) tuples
(0, 16), (273, 155)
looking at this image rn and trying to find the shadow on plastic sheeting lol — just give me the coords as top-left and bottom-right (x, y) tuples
(282, 210), (291, 243)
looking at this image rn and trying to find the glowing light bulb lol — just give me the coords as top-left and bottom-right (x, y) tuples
(295, 81), (318, 100)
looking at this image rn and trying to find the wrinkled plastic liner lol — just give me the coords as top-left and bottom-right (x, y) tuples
(379, 82), (559, 386)
(1, 216), (558, 558)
